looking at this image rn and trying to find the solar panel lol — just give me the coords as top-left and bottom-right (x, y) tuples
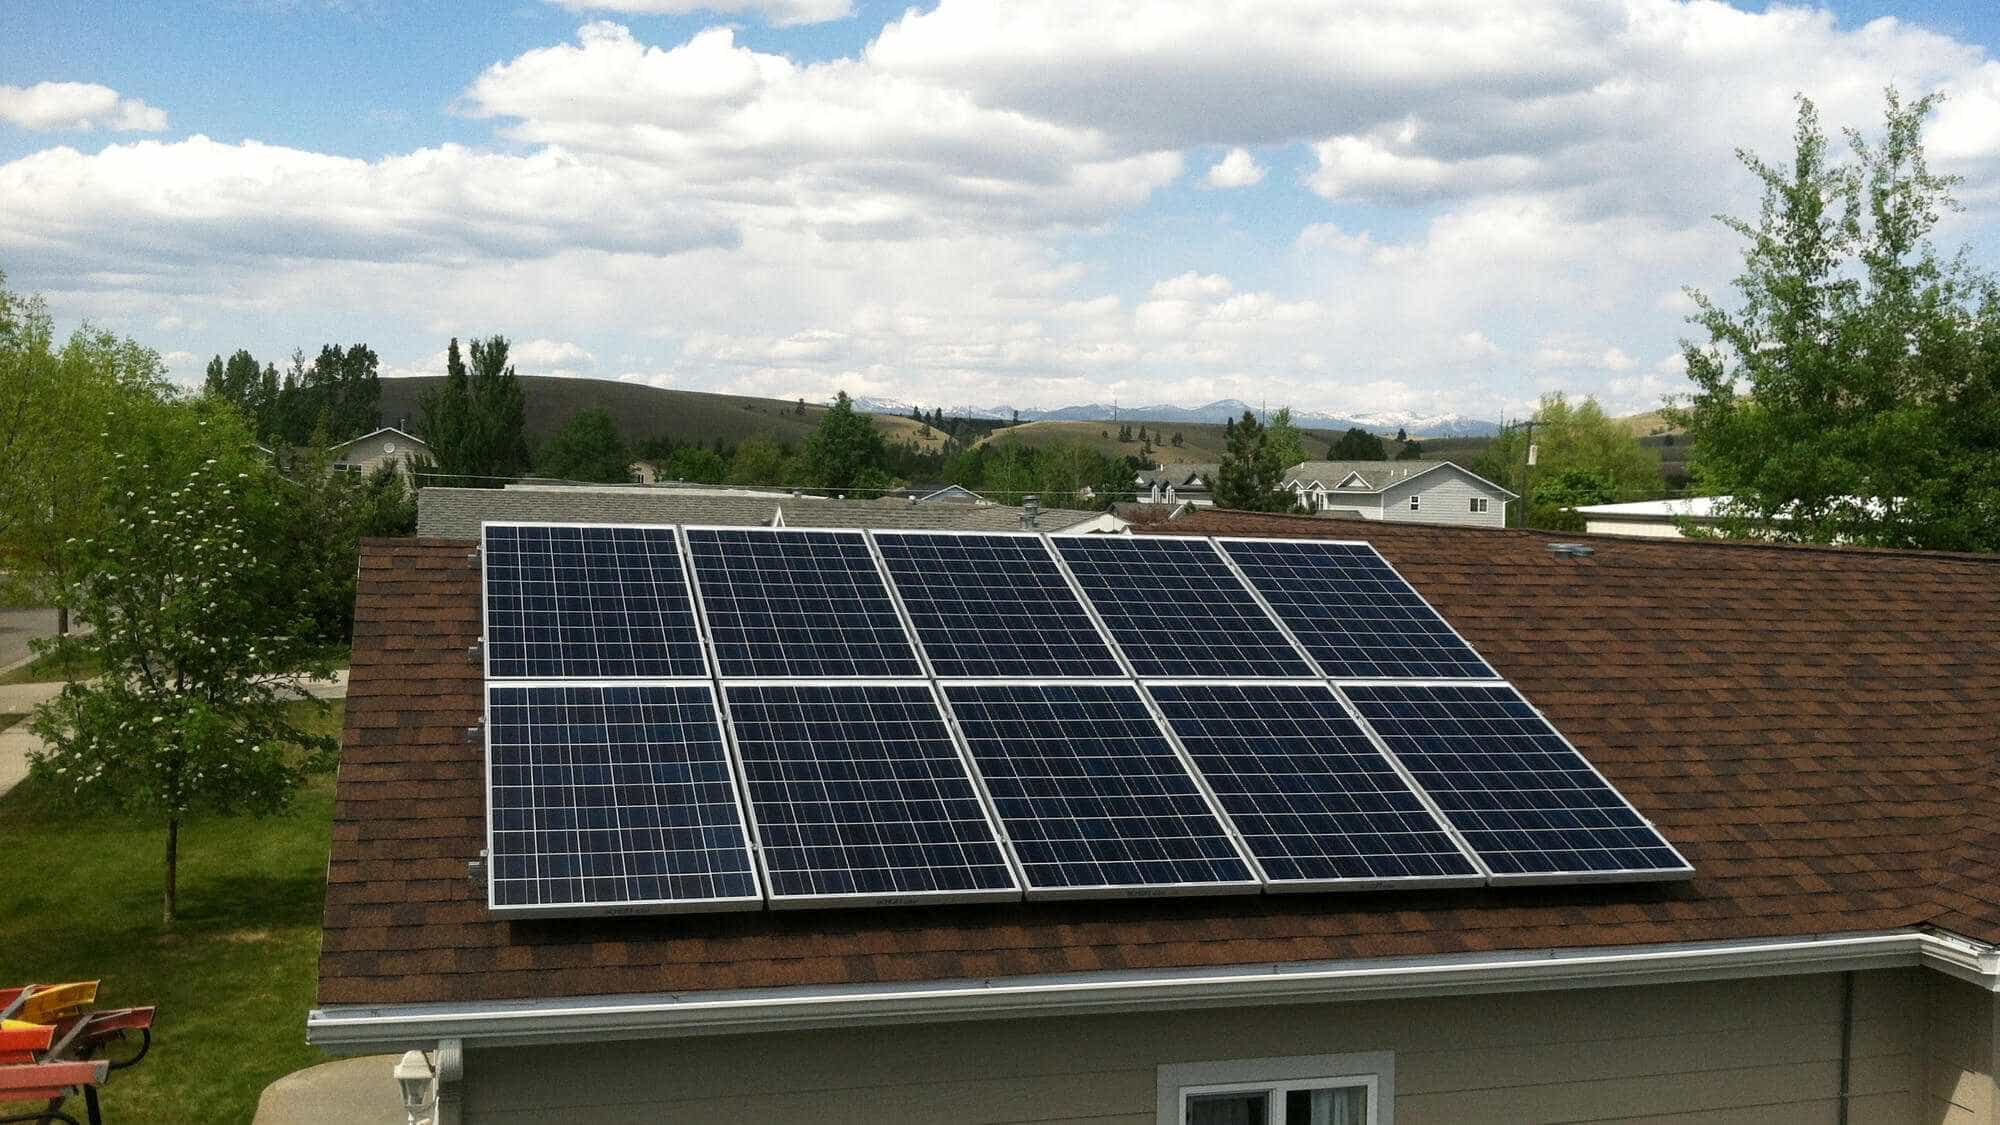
(483, 523), (706, 679)
(685, 528), (922, 678)
(724, 683), (1019, 905)
(1051, 536), (1314, 678)
(942, 682), (1257, 894)
(1342, 684), (1691, 880)
(485, 683), (760, 913)
(1219, 538), (1497, 680)
(873, 532), (1124, 678)
(1146, 683), (1480, 886)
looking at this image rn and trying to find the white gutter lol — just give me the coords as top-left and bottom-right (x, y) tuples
(307, 929), (1999, 1052)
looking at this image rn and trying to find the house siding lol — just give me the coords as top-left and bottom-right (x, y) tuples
(1379, 467), (1509, 528)
(457, 968), (1951, 1124)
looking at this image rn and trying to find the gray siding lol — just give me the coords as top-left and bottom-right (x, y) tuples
(459, 968), (1946, 1124)
(1927, 971), (1999, 1123)
(1380, 466), (1509, 528)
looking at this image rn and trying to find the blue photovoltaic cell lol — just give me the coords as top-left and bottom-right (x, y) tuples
(486, 684), (759, 910)
(943, 683), (1255, 892)
(1147, 683), (1478, 884)
(483, 524), (706, 679)
(725, 684), (1017, 901)
(685, 528), (921, 678)
(1220, 539), (1497, 680)
(1051, 537), (1314, 678)
(874, 533), (1123, 678)
(1342, 684), (1691, 878)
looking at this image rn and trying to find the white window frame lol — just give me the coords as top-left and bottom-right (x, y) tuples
(1158, 1052), (1394, 1125)
(1407, 495), (1420, 511)
(1469, 497), (1488, 513)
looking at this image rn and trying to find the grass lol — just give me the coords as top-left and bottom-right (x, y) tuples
(0, 647), (102, 685)
(0, 700), (342, 1124)
(380, 374), (940, 454)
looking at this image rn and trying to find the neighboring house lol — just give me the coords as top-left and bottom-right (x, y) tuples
(1135, 462), (1218, 508)
(327, 426), (430, 477)
(314, 513), (2000, 1123)
(415, 485), (1127, 536)
(1282, 460), (1514, 527)
(903, 483), (985, 504)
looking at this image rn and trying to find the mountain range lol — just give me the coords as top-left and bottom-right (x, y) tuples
(851, 396), (1500, 437)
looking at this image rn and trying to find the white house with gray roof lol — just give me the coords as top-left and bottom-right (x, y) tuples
(1282, 460), (1515, 528)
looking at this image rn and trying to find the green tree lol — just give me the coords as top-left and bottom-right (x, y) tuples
(1214, 410), (1291, 511)
(29, 397), (336, 927)
(1671, 91), (2000, 549)
(1476, 394), (1663, 527)
(537, 408), (634, 483)
(1327, 427), (1387, 460)
(662, 446), (728, 483)
(1396, 439), (1424, 461)
(0, 279), (169, 631)
(1265, 407), (1308, 469)
(419, 336), (530, 487)
(799, 391), (890, 493)
(727, 435), (791, 486)
(1529, 468), (1619, 532)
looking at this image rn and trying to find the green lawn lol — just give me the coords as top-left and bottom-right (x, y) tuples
(0, 700), (342, 1124)
(0, 648), (103, 685)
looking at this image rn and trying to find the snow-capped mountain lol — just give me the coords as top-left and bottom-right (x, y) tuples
(853, 395), (1499, 437)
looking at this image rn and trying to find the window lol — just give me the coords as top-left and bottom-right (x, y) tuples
(1408, 495), (1420, 511)
(1469, 497), (1488, 513)
(1159, 1053), (1392, 1125)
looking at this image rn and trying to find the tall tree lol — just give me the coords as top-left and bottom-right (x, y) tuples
(1475, 394), (1663, 527)
(1327, 427), (1388, 460)
(1671, 91), (2000, 549)
(0, 277), (169, 630)
(799, 391), (890, 493)
(1213, 410), (1290, 511)
(29, 397), (336, 927)
(419, 335), (529, 487)
(537, 408), (635, 483)
(1265, 407), (1308, 469)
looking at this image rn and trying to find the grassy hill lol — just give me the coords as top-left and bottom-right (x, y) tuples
(976, 418), (1355, 463)
(377, 376), (945, 451)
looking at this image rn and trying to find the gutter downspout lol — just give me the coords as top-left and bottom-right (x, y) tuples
(1836, 971), (1854, 1125)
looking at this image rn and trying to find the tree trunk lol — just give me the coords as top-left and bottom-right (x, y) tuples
(163, 817), (178, 929)
(56, 605), (68, 636)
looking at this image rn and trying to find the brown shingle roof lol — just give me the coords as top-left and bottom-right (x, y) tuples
(318, 518), (2000, 1007)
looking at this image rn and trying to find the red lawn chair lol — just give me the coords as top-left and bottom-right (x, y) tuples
(0, 983), (154, 1125)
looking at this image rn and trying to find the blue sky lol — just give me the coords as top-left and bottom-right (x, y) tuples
(5, 1), (1999, 422)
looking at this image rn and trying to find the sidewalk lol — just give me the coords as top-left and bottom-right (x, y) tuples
(0, 670), (348, 799)
(253, 1054), (404, 1124)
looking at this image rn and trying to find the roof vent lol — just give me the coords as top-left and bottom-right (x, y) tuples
(1547, 542), (1595, 558)
(1022, 494), (1040, 529)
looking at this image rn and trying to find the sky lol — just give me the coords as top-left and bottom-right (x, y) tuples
(4, 1), (2000, 422)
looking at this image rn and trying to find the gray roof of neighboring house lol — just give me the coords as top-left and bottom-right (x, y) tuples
(1136, 462), (1219, 487)
(1282, 459), (1517, 497)
(415, 486), (1117, 538)
(329, 426), (429, 455)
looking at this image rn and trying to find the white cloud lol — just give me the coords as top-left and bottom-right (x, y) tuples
(544, 0), (852, 29)
(1205, 147), (1264, 188)
(6, 5), (2000, 423)
(0, 82), (167, 133)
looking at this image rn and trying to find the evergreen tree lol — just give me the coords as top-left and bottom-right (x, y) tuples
(1327, 427), (1388, 460)
(1214, 410), (1290, 511)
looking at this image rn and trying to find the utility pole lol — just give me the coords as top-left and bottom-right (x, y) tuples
(1518, 418), (1538, 528)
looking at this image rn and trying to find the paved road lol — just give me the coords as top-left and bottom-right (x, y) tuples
(0, 607), (59, 670)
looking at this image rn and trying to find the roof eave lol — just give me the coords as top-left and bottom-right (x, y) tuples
(306, 928), (1996, 1053)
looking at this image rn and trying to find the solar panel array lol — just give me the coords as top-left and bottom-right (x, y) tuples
(478, 522), (1690, 916)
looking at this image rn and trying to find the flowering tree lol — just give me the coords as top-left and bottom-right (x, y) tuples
(30, 399), (336, 927)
